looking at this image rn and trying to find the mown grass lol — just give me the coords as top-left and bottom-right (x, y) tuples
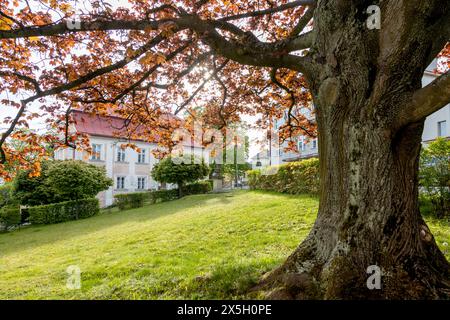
(0, 190), (448, 299)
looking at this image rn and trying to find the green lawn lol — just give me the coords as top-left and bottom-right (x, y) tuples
(0, 190), (448, 299)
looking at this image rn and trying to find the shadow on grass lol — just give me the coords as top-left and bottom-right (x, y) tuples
(178, 260), (276, 300)
(86, 259), (277, 299)
(0, 192), (241, 257)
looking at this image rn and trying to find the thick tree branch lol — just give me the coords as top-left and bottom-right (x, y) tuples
(0, 20), (163, 39)
(284, 31), (315, 52)
(0, 14), (314, 73)
(219, 0), (316, 22)
(399, 70), (450, 125)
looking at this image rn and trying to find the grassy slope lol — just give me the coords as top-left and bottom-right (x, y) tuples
(0, 190), (448, 299)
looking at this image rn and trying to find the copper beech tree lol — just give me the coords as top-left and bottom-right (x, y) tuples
(1, 0), (450, 299)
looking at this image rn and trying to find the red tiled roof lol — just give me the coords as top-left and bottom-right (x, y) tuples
(71, 110), (203, 147)
(72, 110), (134, 140)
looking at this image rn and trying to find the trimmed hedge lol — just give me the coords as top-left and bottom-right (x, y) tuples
(114, 192), (147, 210)
(28, 198), (99, 225)
(0, 184), (14, 208)
(149, 189), (179, 204)
(247, 158), (320, 195)
(182, 181), (213, 195)
(0, 206), (21, 231)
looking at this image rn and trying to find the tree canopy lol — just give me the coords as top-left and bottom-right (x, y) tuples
(0, 0), (322, 179)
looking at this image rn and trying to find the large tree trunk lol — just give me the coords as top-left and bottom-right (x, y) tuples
(261, 111), (450, 299)
(259, 1), (450, 299)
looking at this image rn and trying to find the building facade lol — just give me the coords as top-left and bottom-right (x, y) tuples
(55, 110), (206, 207)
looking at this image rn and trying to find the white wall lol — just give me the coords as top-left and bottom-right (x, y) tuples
(55, 136), (209, 207)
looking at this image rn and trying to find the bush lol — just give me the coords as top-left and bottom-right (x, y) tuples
(28, 198), (99, 225)
(247, 170), (262, 190)
(0, 184), (15, 208)
(247, 158), (320, 195)
(149, 189), (179, 204)
(182, 181), (213, 195)
(13, 160), (113, 206)
(0, 206), (21, 231)
(151, 156), (210, 196)
(419, 138), (450, 218)
(114, 192), (147, 210)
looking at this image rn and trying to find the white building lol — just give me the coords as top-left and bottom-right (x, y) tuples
(55, 110), (206, 207)
(422, 60), (449, 143)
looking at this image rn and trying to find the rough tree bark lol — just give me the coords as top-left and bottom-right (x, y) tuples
(258, 0), (450, 299)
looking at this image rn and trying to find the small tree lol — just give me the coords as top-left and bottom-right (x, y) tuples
(151, 157), (210, 197)
(13, 160), (113, 206)
(419, 138), (450, 218)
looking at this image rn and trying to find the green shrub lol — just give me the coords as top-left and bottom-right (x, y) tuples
(182, 181), (213, 195)
(114, 192), (147, 210)
(0, 206), (21, 231)
(149, 189), (179, 204)
(247, 170), (262, 190)
(247, 158), (320, 195)
(13, 160), (112, 206)
(419, 138), (450, 218)
(0, 184), (15, 209)
(28, 198), (99, 225)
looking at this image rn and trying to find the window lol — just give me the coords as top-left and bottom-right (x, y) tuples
(117, 147), (126, 162)
(116, 176), (125, 190)
(91, 144), (102, 160)
(137, 149), (146, 163)
(137, 177), (147, 190)
(298, 138), (306, 152)
(312, 139), (317, 149)
(438, 121), (447, 137)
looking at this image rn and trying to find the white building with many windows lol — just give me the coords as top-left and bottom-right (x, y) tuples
(54, 110), (206, 207)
